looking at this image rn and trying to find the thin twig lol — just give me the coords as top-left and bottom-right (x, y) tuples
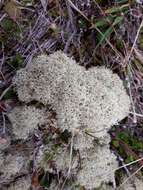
(0, 13), (6, 23)
(2, 112), (6, 134)
(126, 19), (143, 64)
(67, 0), (90, 22)
(129, 112), (143, 118)
(0, 84), (12, 101)
(117, 165), (143, 189)
(127, 67), (137, 123)
(115, 157), (143, 171)
(0, 43), (4, 71)
(67, 131), (74, 176)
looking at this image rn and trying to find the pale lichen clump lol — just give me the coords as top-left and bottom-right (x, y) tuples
(13, 51), (130, 139)
(9, 51), (131, 189)
(73, 131), (95, 151)
(77, 145), (118, 189)
(8, 105), (48, 139)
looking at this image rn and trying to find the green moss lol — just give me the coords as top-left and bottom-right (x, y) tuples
(3, 89), (16, 100)
(117, 132), (129, 143)
(1, 18), (14, 31)
(92, 14), (124, 48)
(112, 139), (119, 148)
(111, 131), (143, 163)
(125, 155), (134, 163)
(78, 19), (87, 30)
(117, 132), (143, 151)
(1, 18), (21, 36)
(22, 0), (35, 6)
(0, 18), (22, 47)
(43, 152), (54, 163)
(116, 39), (124, 50)
(8, 54), (23, 69)
(43, 144), (60, 163)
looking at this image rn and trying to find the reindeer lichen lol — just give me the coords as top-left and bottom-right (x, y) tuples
(9, 51), (131, 189)
(8, 105), (48, 139)
(77, 145), (118, 189)
(13, 51), (130, 138)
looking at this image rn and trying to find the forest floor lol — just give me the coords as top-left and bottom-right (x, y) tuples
(1, 0), (143, 189)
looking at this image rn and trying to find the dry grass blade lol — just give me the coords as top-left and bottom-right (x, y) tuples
(117, 164), (143, 189)
(0, 84), (12, 101)
(40, 0), (48, 12)
(125, 19), (143, 65)
(0, 13), (6, 23)
(67, 131), (74, 176)
(115, 157), (143, 171)
(134, 48), (143, 65)
(124, 19), (143, 123)
(127, 70), (137, 123)
(67, 0), (90, 22)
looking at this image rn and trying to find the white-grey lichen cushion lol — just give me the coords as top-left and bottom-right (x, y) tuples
(8, 51), (131, 189)
(13, 51), (130, 138)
